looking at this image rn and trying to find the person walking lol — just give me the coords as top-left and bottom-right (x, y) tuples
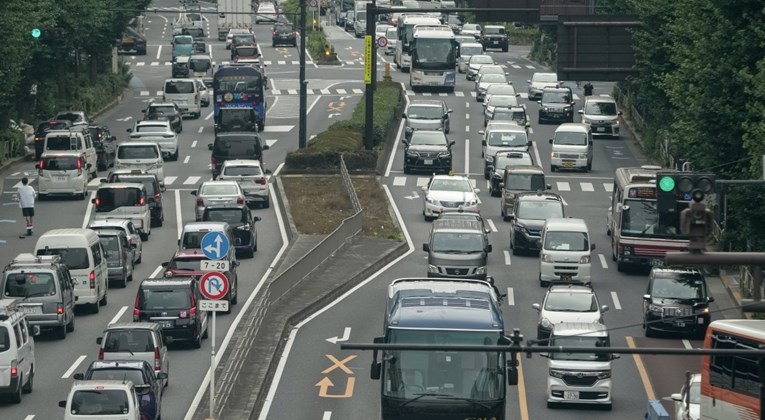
(583, 81), (594, 97)
(17, 177), (37, 236)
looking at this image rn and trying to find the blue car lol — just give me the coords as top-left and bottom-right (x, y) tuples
(202, 205), (260, 258)
(74, 360), (167, 420)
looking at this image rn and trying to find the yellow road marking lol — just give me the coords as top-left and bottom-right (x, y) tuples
(517, 358), (530, 420)
(626, 336), (655, 400)
(321, 354), (357, 374)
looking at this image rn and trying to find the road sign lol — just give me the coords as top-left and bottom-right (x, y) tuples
(200, 260), (230, 272)
(201, 231), (230, 260)
(364, 35), (373, 85)
(310, 0), (318, 6)
(199, 272), (229, 300)
(376, 36), (388, 48)
(200, 300), (229, 312)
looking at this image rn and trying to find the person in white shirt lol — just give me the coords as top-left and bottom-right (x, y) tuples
(17, 177), (37, 235)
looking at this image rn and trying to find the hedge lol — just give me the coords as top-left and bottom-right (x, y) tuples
(330, 80), (403, 147)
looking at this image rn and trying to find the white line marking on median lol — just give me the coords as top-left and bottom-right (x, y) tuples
(465, 124), (470, 132)
(205, 111), (214, 120)
(191, 140), (197, 148)
(183, 155), (190, 164)
(322, 412), (332, 420)
(62, 355), (87, 378)
(506, 287), (515, 306)
(610, 291), (622, 310)
(532, 140), (541, 170)
(24, 415), (35, 420)
(81, 190), (96, 228)
(464, 139), (470, 175)
(682, 339), (693, 349)
(384, 86), (409, 177)
(109, 306), (129, 325)
(175, 189), (183, 240)
(487, 219), (498, 232)
(598, 254), (608, 269)
(183, 176), (201, 185)
(504, 250), (512, 265)
(150, 264), (163, 279)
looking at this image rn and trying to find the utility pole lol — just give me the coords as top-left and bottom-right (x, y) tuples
(363, 1), (376, 150)
(299, 0), (308, 148)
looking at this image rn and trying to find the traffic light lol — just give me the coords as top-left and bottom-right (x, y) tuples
(680, 189), (715, 252)
(32, 28), (41, 39)
(656, 172), (715, 213)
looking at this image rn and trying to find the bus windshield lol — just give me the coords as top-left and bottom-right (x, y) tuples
(620, 198), (687, 238)
(412, 38), (456, 69)
(382, 329), (505, 401)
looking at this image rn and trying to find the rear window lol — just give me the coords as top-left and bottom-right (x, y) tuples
(213, 139), (261, 157)
(117, 145), (159, 159)
(276, 26), (293, 34)
(135, 124), (168, 133)
(36, 248), (89, 270)
(149, 106), (176, 115)
(140, 288), (191, 310)
(219, 109), (256, 124)
(99, 236), (122, 261)
(183, 28), (204, 38)
(181, 232), (206, 249)
(0, 326), (9, 352)
(103, 329), (154, 353)
(169, 257), (203, 271)
(233, 35), (255, 44)
(174, 36), (193, 45)
(4, 272), (56, 298)
(56, 112), (84, 123)
(89, 369), (147, 385)
(112, 176), (156, 195)
(235, 47), (258, 56)
(203, 208), (244, 224)
(200, 183), (239, 195)
(42, 156), (80, 171)
(223, 165), (262, 177)
(96, 187), (143, 211)
(37, 121), (70, 132)
(70, 389), (130, 415)
(46, 135), (82, 151)
(165, 80), (195, 94)
(485, 27), (505, 35)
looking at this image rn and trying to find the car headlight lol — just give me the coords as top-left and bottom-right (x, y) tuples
(476, 266), (486, 275)
(541, 317), (552, 328)
(564, 107), (572, 112)
(428, 264), (439, 273)
(405, 151), (418, 157)
(549, 369), (566, 379)
(543, 107), (550, 112)
(579, 255), (591, 264)
(437, 151), (451, 158)
(492, 171), (502, 179)
(485, 156), (494, 164)
(596, 370), (612, 380)
(541, 253), (553, 263)
(613, 120), (620, 127)
(649, 304), (662, 313)
(425, 196), (439, 205)
(581, 153), (589, 159)
(551, 152), (560, 158)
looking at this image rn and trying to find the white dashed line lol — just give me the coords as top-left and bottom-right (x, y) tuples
(682, 339), (693, 349)
(610, 291), (622, 310)
(191, 140), (197, 148)
(506, 287), (515, 305)
(62, 355), (88, 378)
(198, 126), (204, 133)
(504, 250), (512, 265)
(487, 219), (498, 233)
(184, 176), (201, 185)
(598, 253), (608, 269)
(183, 156), (190, 164)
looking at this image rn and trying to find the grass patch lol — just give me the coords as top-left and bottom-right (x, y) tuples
(282, 176), (354, 234)
(352, 176), (401, 240)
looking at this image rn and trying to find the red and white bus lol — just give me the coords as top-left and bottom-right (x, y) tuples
(701, 319), (764, 420)
(607, 165), (689, 271)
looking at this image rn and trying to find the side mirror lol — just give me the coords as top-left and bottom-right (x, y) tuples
(59, 401), (67, 408)
(532, 303), (541, 311)
(473, 188), (481, 194)
(590, 244), (596, 251)
(546, 184), (551, 190)
(401, 139), (409, 146)
(208, 143), (213, 150)
(611, 354), (621, 360)
(253, 216), (262, 222)
(263, 144), (270, 150)
(525, 122), (531, 128)
(141, 109), (147, 113)
(670, 393), (682, 402)
(73, 373), (84, 380)
(485, 244), (492, 253)
(212, 170), (220, 180)
(548, 139), (553, 144)
(578, 110), (584, 114)
(86, 163), (92, 169)
(126, 128), (133, 133)
(537, 100), (542, 105)
(643, 294), (651, 300)
(35, 163), (40, 169)
(618, 111), (623, 116)
(421, 186), (427, 192)
(526, 80), (531, 84)
(91, 198), (96, 204)
(447, 109), (453, 114)
(264, 169), (273, 174)
(139, 232), (149, 241)
(485, 276), (495, 285)
(498, 182), (504, 189)
(449, 140), (456, 147)
(422, 243), (430, 252)
(601, 304), (609, 313)
(32, 325), (40, 336)
(161, 262), (169, 267)
(708, 296), (715, 303)
(156, 372), (169, 380)
(527, 141), (532, 147)
(478, 130), (485, 135)
(401, 113), (407, 119)
(190, 191), (197, 196)
(539, 353), (549, 358)
(96, 336), (103, 344)
(110, 135), (116, 141)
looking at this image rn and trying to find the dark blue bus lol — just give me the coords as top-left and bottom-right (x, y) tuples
(213, 64), (267, 131)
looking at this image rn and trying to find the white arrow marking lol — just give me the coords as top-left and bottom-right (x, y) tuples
(116, 116), (133, 122)
(326, 327), (351, 344)
(404, 192), (419, 200)
(328, 113), (341, 118)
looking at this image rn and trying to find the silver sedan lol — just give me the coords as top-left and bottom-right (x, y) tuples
(191, 180), (246, 221)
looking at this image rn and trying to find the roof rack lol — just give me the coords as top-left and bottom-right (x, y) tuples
(0, 298), (20, 320)
(9, 253), (61, 266)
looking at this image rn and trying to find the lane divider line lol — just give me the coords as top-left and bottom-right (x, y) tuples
(81, 190), (96, 229)
(598, 253), (608, 269)
(504, 250), (512, 265)
(626, 336), (655, 400)
(506, 287), (515, 306)
(61, 355), (87, 379)
(175, 189), (183, 240)
(487, 218), (497, 233)
(109, 305), (129, 325)
(610, 291), (622, 310)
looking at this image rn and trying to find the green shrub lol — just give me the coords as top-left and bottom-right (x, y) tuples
(308, 128), (362, 152)
(0, 129), (25, 159)
(307, 30), (327, 59)
(332, 80), (402, 147)
(506, 28), (537, 45)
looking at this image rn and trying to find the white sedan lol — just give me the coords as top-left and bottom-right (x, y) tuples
(422, 175), (480, 221)
(126, 120), (179, 161)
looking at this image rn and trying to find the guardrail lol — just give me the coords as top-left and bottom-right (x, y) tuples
(340, 154), (362, 212)
(740, 266), (765, 300)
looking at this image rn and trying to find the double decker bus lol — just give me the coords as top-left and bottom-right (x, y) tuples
(212, 63), (267, 131)
(701, 319), (764, 420)
(370, 278), (510, 420)
(410, 25), (456, 91)
(607, 165), (689, 271)
(394, 14), (441, 72)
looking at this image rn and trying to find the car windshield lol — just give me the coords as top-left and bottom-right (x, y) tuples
(165, 81), (194, 94)
(36, 248), (89, 270)
(46, 135), (82, 151)
(549, 336), (611, 361)
(223, 165), (262, 176)
(651, 277), (705, 299)
(544, 231), (589, 251)
(542, 92), (572, 104)
(148, 106), (176, 115)
(70, 389), (130, 415)
(135, 125), (168, 133)
(113, 176), (156, 195)
(88, 369), (147, 385)
(99, 236), (121, 261)
(169, 257), (203, 271)
(544, 292), (598, 312)
(470, 55), (493, 65)
(585, 101), (618, 116)
(495, 154), (533, 168)
(174, 36), (192, 44)
(493, 111), (526, 123)
(386, 28), (397, 38)
(463, 24), (479, 31)
(55, 112), (84, 123)
(431, 232), (484, 253)
(200, 184), (239, 196)
(407, 106), (442, 119)
(103, 329), (154, 353)
(4, 272), (56, 298)
(460, 45), (483, 57)
(409, 132), (447, 146)
(141, 288), (190, 310)
(504, 173), (546, 190)
(554, 132), (587, 146)
(533, 73), (558, 83)
(516, 200), (563, 220)
(96, 187), (142, 211)
(183, 28), (203, 38)
(42, 156), (79, 171)
(485, 27), (505, 35)
(430, 178), (473, 192)
(480, 74), (507, 84)
(204, 208), (244, 224)
(488, 131), (527, 147)
(117, 145), (159, 159)
(356, 11), (367, 21)
(213, 139), (260, 157)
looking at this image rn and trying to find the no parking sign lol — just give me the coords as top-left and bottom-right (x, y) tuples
(376, 36), (388, 49)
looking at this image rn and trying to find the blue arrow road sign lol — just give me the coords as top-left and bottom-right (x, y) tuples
(201, 231), (230, 260)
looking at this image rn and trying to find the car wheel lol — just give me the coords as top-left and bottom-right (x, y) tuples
(22, 369), (33, 394)
(191, 331), (202, 349)
(403, 164), (410, 174)
(550, 165), (556, 172)
(56, 323), (67, 339)
(66, 314), (75, 332)
(136, 253), (142, 264)
(484, 169), (490, 180)
(244, 247), (254, 259)
(644, 324), (655, 337)
(263, 197), (270, 209)
(616, 261), (627, 272)
(10, 376), (22, 403)
(92, 301), (100, 314)
(546, 401), (557, 409)
(100, 288), (108, 306)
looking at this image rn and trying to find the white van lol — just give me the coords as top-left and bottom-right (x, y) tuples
(59, 380), (141, 420)
(43, 127), (97, 179)
(549, 123), (593, 172)
(163, 78), (201, 118)
(0, 299), (39, 403)
(36, 151), (90, 200)
(539, 218), (594, 286)
(34, 229), (108, 313)
(114, 142), (165, 186)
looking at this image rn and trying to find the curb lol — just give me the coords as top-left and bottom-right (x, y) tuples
(719, 270), (753, 320)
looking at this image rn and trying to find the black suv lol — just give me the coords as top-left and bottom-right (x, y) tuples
(643, 267), (713, 339)
(402, 130), (455, 174)
(33, 120), (73, 159)
(481, 25), (508, 52)
(538, 86), (575, 124)
(172, 58), (190, 78)
(106, 171), (165, 227)
(510, 191), (565, 254)
(208, 132), (269, 175)
(88, 125), (116, 171)
(134, 277), (209, 348)
(143, 103), (183, 133)
(272, 23), (297, 47)
(214, 108), (259, 134)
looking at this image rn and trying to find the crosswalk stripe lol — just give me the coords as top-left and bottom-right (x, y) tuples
(164, 176), (177, 185)
(337, 88), (347, 94)
(393, 176), (406, 186)
(525, 65), (535, 69)
(183, 176), (201, 185)
(581, 182), (594, 192)
(556, 182), (571, 191)
(287, 89), (298, 95)
(438, 93), (447, 96)
(406, 90), (415, 96)
(265, 139), (278, 147)
(271, 90), (282, 95)
(604, 183), (613, 192)
(140, 91), (149, 96)
(352, 88), (364, 94)
(263, 125), (293, 132)
(156, 91), (163, 97)
(320, 88), (330, 94)
(263, 61), (272, 65)
(518, 92), (529, 99)
(346, 61), (355, 65)
(164, 62), (172, 66)
(470, 92), (476, 97)
(136, 62), (145, 66)
(150, 62), (159, 66)
(512, 64), (521, 69)
(455, 91), (464, 97)
(422, 92), (432, 96)
(278, 60), (286, 65)
(416, 177), (429, 187)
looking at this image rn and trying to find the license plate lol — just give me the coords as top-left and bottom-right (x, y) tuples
(55, 176), (67, 181)
(492, 41), (499, 44)
(424, 159), (434, 165)
(560, 275), (572, 281)
(597, 127), (606, 132)
(157, 320), (174, 329)
(674, 321), (686, 327)
(20, 306), (41, 314)
(563, 162), (575, 167)
(429, 82), (440, 86)
(650, 259), (664, 267)
(563, 391), (579, 400)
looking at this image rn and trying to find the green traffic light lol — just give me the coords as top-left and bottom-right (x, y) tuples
(658, 176), (675, 192)
(32, 28), (41, 38)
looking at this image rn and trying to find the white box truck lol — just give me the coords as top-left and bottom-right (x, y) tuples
(217, 0), (253, 41)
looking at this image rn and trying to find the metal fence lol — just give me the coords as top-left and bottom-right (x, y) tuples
(340, 154), (362, 213)
(740, 266), (765, 300)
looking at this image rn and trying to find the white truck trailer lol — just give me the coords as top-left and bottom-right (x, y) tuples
(217, 0), (253, 40)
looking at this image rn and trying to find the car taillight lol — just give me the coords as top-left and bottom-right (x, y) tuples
(57, 304), (64, 315)
(98, 346), (104, 360)
(35, 135), (42, 142)
(38, 159), (44, 175)
(133, 294), (141, 321)
(139, 196), (146, 206)
(190, 306), (197, 320)
(95, 197), (101, 207)
(154, 193), (161, 201)
(273, 31), (277, 36)
(76, 158), (83, 175)
(154, 347), (161, 372)
(196, 198), (204, 207)
(10, 360), (18, 377)
(292, 31), (296, 36)
(236, 196), (244, 205)
(211, 156), (216, 167)
(89, 271), (95, 289)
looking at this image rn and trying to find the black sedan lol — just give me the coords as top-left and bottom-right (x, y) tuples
(202, 205), (260, 258)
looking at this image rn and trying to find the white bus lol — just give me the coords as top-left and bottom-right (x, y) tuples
(410, 25), (456, 91)
(395, 14), (441, 72)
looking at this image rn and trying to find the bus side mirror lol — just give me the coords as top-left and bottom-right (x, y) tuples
(485, 244), (492, 253)
(611, 354), (621, 360)
(370, 336), (384, 380)
(506, 361), (518, 386)
(422, 243), (430, 252)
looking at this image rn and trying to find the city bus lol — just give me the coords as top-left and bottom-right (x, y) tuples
(701, 319), (764, 420)
(370, 278), (510, 420)
(394, 14), (441, 72)
(607, 165), (689, 271)
(212, 64), (267, 131)
(410, 24), (456, 91)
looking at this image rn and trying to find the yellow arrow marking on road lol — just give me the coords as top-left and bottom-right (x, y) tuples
(316, 376), (356, 398)
(328, 101), (346, 113)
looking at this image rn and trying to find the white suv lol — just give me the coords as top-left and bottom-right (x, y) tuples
(532, 284), (608, 341)
(0, 299), (39, 403)
(126, 120), (179, 161)
(578, 95), (621, 138)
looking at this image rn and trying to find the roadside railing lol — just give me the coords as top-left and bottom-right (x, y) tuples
(340, 154), (362, 212)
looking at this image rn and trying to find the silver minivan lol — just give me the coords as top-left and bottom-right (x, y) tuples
(43, 127), (97, 179)
(402, 100), (452, 139)
(36, 151), (90, 200)
(96, 230), (134, 288)
(96, 322), (169, 388)
(115, 142), (165, 186)
(163, 78), (201, 118)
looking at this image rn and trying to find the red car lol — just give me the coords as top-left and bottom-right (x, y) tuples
(161, 249), (239, 312)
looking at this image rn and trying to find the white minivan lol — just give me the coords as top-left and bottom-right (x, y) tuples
(34, 229), (108, 313)
(539, 218), (594, 287)
(59, 380), (141, 419)
(549, 123), (593, 172)
(43, 127), (97, 179)
(36, 151), (90, 200)
(163, 78), (201, 118)
(0, 299), (39, 403)
(114, 142), (165, 187)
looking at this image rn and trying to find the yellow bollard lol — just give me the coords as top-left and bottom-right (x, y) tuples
(384, 63), (391, 81)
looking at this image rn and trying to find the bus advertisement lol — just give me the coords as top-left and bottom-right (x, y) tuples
(370, 278), (508, 420)
(395, 14), (441, 72)
(410, 25), (457, 91)
(607, 165), (689, 271)
(212, 64), (266, 131)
